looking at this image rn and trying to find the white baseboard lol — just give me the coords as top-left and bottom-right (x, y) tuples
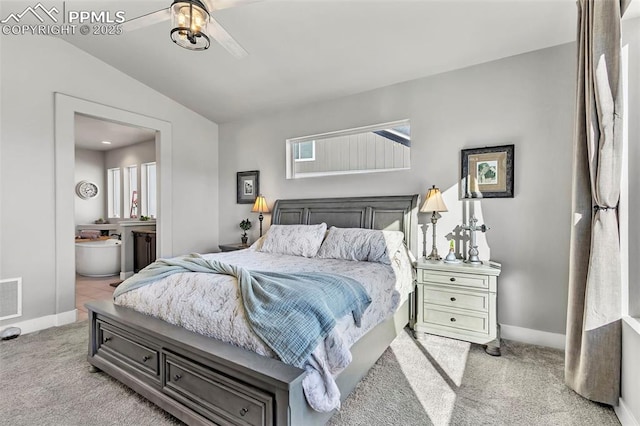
(0, 310), (77, 335)
(616, 398), (640, 426)
(500, 323), (566, 350)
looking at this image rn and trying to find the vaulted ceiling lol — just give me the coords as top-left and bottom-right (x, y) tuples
(62, 0), (639, 124)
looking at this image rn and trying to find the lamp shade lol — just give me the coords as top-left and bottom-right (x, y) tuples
(170, 0), (210, 51)
(420, 185), (448, 213)
(251, 195), (270, 213)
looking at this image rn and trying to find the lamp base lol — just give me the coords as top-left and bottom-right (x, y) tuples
(426, 249), (441, 261)
(426, 212), (442, 261)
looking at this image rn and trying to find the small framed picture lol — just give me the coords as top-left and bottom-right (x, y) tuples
(460, 145), (514, 198)
(237, 170), (259, 204)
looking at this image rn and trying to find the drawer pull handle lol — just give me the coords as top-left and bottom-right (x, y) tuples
(450, 317), (456, 322)
(450, 297), (456, 302)
(240, 408), (248, 417)
(450, 277), (456, 282)
(104, 337), (112, 343)
(142, 356), (150, 362)
(173, 374), (182, 381)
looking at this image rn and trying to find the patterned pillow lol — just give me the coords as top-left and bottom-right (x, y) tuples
(316, 227), (405, 264)
(260, 223), (328, 257)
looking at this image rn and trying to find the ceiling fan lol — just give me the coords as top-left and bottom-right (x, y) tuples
(122, 0), (258, 57)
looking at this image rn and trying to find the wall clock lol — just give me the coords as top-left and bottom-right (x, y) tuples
(76, 180), (99, 199)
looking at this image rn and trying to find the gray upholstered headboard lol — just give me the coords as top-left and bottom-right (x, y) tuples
(271, 194), (419, 254)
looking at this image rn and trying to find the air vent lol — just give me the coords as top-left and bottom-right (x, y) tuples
(0, 278), (22, 320)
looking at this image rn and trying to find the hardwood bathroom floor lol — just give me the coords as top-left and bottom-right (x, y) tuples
(75, 275), (119, 322)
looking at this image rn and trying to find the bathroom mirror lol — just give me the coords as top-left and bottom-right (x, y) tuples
(286, 119), (410, 179)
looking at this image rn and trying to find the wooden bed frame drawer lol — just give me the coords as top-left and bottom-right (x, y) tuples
(163, 352), (274, 426)
(97, 321), (159, 378)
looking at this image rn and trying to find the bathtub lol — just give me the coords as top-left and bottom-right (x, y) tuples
(75, 239), (121, 277)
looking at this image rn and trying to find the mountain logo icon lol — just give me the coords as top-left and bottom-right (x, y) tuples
(1, 3), (59, 24)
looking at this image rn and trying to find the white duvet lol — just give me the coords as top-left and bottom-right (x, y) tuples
(114, 247), (414, 412)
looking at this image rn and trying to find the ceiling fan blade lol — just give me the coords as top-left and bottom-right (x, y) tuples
(206, 0), (262, 12)
(206, 16), (248, 59)
(122, 8), (170, 32)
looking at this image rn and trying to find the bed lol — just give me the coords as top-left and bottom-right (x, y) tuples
(85, 194), (418, 426)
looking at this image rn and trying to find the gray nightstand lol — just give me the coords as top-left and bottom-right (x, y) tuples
(218, 243), (250, 252)
(414, 259), (502, 355)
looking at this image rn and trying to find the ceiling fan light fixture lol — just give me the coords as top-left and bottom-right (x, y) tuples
(170, 0), (210, 51)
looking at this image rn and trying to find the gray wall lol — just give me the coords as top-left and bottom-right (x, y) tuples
(624, 18), (640, 319)
(219, 43), (576, 335)
(0, 35), (219, 325)
(74, 148), (105, 225)
(621, 16), (640, 425)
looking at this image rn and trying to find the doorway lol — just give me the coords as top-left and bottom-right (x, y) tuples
(73, 114), (157, 321)
(54, 93), (173, 320)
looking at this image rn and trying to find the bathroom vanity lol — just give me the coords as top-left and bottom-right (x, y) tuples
(133, 230), (157, 272)
(118, 221), (156, 279)
(76, 221), (156, 280)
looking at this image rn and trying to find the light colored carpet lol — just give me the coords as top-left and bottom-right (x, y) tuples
(0, 322), (619, 425)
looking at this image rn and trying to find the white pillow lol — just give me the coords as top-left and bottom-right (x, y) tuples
(249, 235), (266, 251)
(260, 223), (328, 257)
(316, 227), (405, 264)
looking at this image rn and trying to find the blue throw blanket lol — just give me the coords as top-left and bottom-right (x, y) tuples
(113, 254), (371, 367)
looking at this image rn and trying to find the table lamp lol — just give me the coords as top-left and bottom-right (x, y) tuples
(420, 185), (448, 260)
(251, 195), (270, 237)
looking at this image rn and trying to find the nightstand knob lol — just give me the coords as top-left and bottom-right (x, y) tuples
(142, 356), (150, 362)
(450, 297), (456, 302)
(104, 337), (112, 343)
(173, 374), (182, 381)
(450, 317), (457, 322)
(450, 277), (456, 282)
(240, 408), (249, 416)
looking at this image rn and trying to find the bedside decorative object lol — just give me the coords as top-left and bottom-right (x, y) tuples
(239, 218), (252, 245)
(461, 215), (488, 264)
(444, 240), (460, 263)
(414, 260), (502, 356)
(251, 195), (269, 237)
(76, 180), (99, 199)
(461, 144), (514, 198)
(237, 170), (259, 204)
(420, 185), (448, 260)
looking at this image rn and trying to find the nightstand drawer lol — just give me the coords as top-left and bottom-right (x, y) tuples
(421, 270), (488, 289)
(423, 303), (489, 334)
(423, 287), (489, 312)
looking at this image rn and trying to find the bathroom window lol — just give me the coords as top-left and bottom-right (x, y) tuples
(141, 162), (157, 218)
(125, 165), (138, 218)
(107, 168), (121, 218)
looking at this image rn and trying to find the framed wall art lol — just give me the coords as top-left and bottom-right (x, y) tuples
(460, 145), (514, 198)
(237, 170), (259, 204)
